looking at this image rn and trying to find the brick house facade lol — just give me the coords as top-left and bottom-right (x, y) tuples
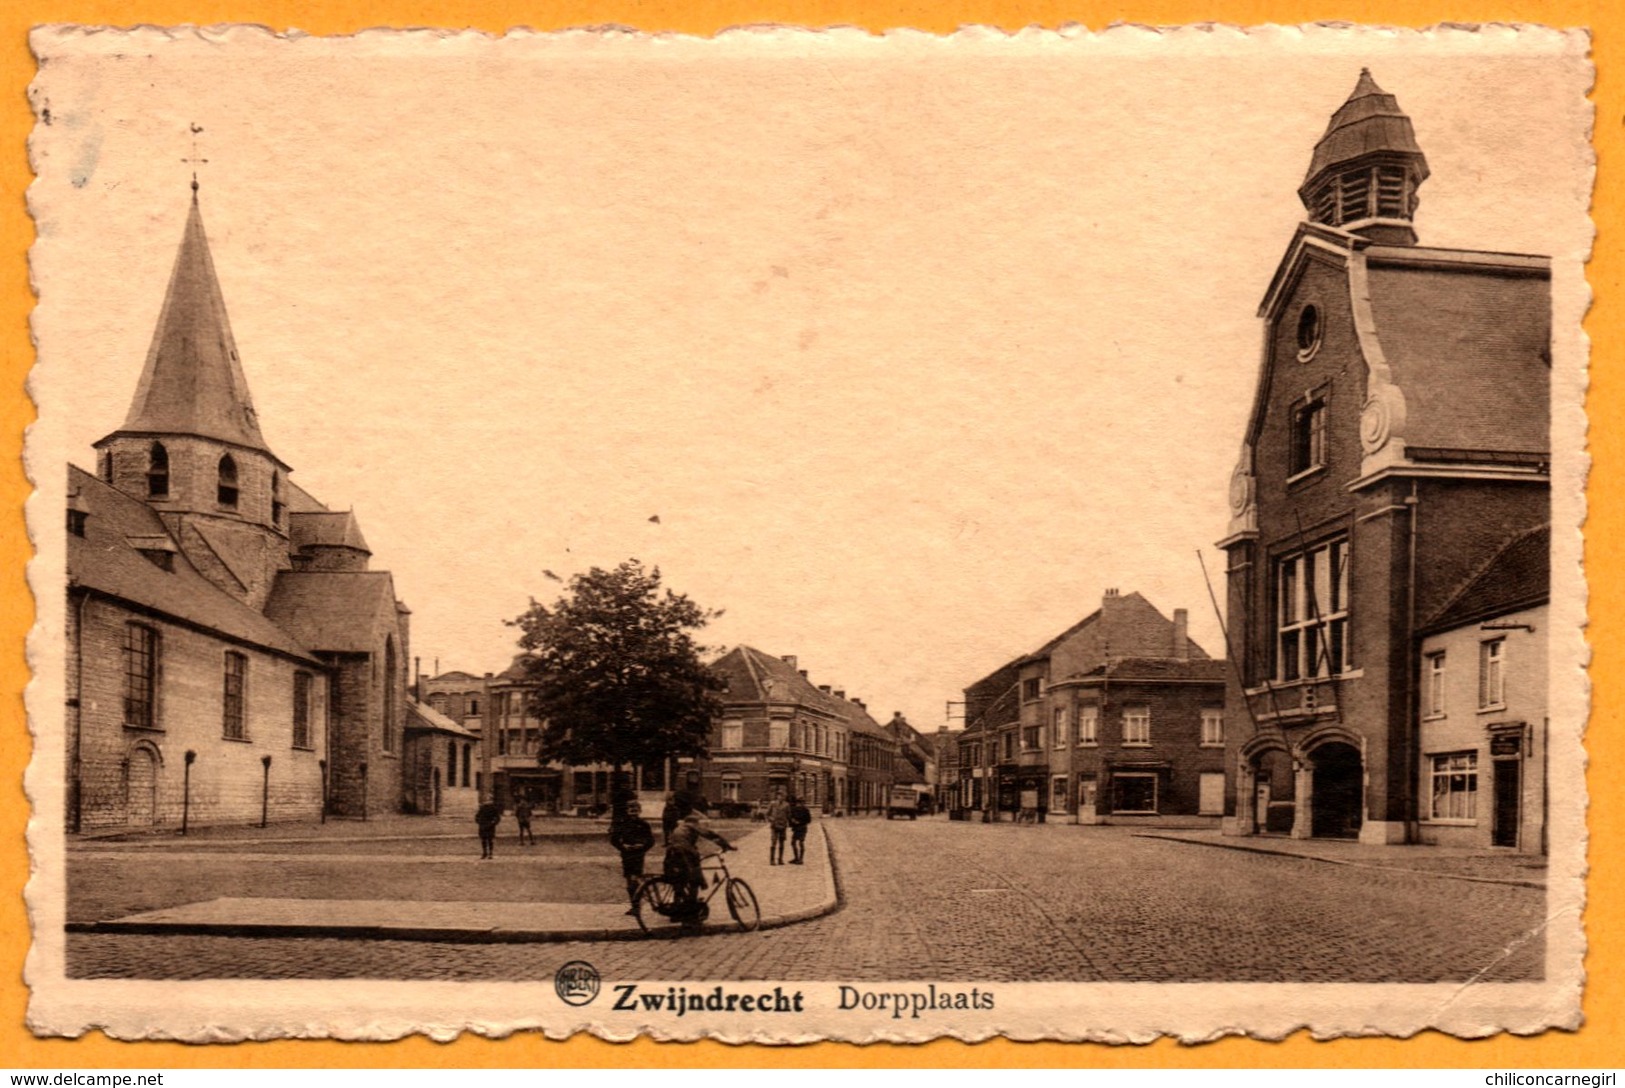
(1219, 72), (1551, 844)
(67, 189), (412, 831)
(956, 590), (1225, 824)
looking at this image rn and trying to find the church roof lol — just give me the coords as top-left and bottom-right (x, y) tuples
(288, 510), (371, 554)
(406, 698), (480, 739)
(1301, 68), (1429, 194)
(264, 570), (401, 653)
(1423, 524), (1550, 634)
(103, 191), (279, 460)
(67, 465), (318, 663)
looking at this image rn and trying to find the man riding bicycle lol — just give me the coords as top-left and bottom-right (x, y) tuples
(663, 812), (734, 917)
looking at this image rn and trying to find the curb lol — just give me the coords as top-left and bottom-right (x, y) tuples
(1135, 832), (1547, 891)
(69, 826), (845, 944)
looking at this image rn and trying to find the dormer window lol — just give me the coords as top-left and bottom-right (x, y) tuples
(147, 443), (169, 498)
(217, 454), (239, 508)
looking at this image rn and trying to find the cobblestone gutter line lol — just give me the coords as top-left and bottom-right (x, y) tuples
(68, 824), (844, 945)
(1135, 832), (1547, 891)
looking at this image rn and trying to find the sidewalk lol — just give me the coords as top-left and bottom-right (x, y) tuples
(1137, 828), (1547, 889)
(71, 811), (612, 847)
(70, 821), (841, 942)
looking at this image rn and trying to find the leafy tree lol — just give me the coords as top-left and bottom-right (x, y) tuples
(509, 560), (725, 782)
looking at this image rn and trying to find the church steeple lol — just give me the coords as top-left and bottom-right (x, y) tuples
(95, 189), (295, 609)
(1299, 69), (1430, 245)
(108, 188), (274, 455)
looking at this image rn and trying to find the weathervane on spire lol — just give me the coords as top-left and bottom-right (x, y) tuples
(182, 122), (207, 193)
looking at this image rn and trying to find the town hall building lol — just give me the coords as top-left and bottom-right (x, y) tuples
(1218, 72), (1550, 849)
(67, 186), (414, 831)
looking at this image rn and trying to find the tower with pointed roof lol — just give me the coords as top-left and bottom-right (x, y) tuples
(93, 188), (292, 610)
(1217, 73), (1550, 849)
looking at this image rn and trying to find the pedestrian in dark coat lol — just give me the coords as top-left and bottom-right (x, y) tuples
(475, 800), (503, 859)
(514, 797), (535, 845)
(609, 800), (657, 914)
(788, 795), (812, 864)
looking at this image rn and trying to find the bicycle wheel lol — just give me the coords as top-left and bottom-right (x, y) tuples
(633, 878), (678, 934)
(725, 878), (761, 932)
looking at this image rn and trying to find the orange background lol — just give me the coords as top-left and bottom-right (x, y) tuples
(1, 0), (1617, 1068)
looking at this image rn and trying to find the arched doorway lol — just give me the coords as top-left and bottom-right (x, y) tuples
(126, 746), (158, 826)
(1309, 741), (1363, 839)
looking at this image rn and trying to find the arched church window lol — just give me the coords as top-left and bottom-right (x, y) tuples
(217, 454), (239, 508)
(382, 638), (397, 753)
(271, 471), (284, 525)
(147, 443), (169, 498)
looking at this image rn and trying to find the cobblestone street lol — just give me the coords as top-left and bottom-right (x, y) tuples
(66, 818), (1546, 983)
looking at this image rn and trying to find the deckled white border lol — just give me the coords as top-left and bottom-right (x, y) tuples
(22, 19), (1592, 1044)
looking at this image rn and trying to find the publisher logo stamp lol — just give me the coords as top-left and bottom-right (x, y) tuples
(555, 960), (601, 1007)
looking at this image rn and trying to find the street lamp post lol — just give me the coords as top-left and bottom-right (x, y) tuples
(181, 750), (196, 836)
(260, 754), (272, 828)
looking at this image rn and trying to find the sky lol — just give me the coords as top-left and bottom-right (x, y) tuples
(27, 24), (1592, 733)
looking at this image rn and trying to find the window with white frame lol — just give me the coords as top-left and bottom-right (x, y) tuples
(1429, 751), (1478, 821)
(769, 719), (789, 749)
(720, 719), (743, 749)
(1479, 639), (1506, 709)
(1077, 705), (1098, 746)
(721, 778), (741, 803)
(1123, 707), (1150, 746)
(1276, 538), (1350, 681)
(1053, 706), (1068, 748)
(1290, 399), (1327, 477)
(1425, 651), (1447, 717)
(1200, 708), (1224, 747)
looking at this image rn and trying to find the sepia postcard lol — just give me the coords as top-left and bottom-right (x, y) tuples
(22, 21), (1592, 1044)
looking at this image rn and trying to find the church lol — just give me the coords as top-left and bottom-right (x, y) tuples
(1218, 72), (1550, 849)
(66, 184), (413, 831)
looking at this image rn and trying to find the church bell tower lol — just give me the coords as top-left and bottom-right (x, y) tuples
(94, 186), (294, 609)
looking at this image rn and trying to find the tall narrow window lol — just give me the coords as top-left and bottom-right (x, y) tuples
(1053, 706), (1068, 749)
(1123, 707), (1151, 746)
(1479, 639), (1506, 709)
(122, 623), (159, 729)
(271, 471), (284, 525)
(1426, 652), (1447, 717)
(292, 671), (312, 748)
(222, 652), (247, 740)
(1077, 705), (1099, 745)
(447, 739), (457, 784)
(147, 443), (169, 498)
(1290, 400), (1327, 477)
(382, 639), (397, 753)
(462, 743), (471, 787)
(217, 454), (239, 508)
(1201, 709), (1225, 747)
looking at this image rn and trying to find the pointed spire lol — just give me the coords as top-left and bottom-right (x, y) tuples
(112, 190), (275, 455)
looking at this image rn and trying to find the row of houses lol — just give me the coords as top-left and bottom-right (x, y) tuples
(419, 647), (930, 817)
(935, 71), (1552, 854)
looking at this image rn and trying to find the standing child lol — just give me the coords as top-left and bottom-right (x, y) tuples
(788, 794), (812, 864)
(610, 800), (656, 915)
(474, 799), (503, 859)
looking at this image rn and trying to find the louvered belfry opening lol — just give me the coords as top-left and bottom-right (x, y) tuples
(1299, 69), (1429, 245)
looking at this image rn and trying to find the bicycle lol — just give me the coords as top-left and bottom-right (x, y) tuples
(632, 849), (761, 935)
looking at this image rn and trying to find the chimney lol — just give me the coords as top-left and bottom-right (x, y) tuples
(798, 669), (809, 679)
(854, 698), (866, 710)
(834, 689), (846, 700)
(819, 684), (832, 694)
(1173, 608), (1190, 660)
(781, 655), (798, 670)
(1103, 587), (1120, 600)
